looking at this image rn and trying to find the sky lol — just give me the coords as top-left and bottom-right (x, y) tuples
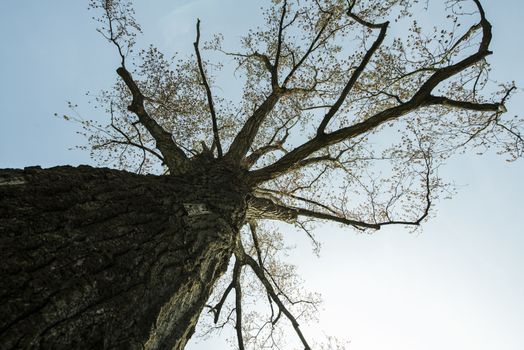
(0, 1), (523, 349)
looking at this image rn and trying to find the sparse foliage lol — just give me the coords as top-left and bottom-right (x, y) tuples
(75, 0), (523, 348)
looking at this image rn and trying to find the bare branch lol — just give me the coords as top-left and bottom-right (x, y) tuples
(248, 169), (434, 231)
(247, 195), (376, 229)
(207, 281), (234, 324)
(294, 206), (381, 230)
(106, 102), (166, 165)
(194, 19), (223, 157)
(247, 101), (413, 184)
(244, 119), (294, 169)
(411, 0), (492, 98)
(257, 188), (340, 215)
(222, 51), (274, 74)
(116, 67), (190, 174)
(225, 92), (282, 164)
(426, 95), (503, 112)
(273, 0), (288, 89)
(248, 222), (278, 325)
(246, 195), (297, 223)
(100, 1), (126, 67)
(248, 0), (496, 185)
(244, 143), (286, 169)
(282, 12), (333, 87)
(233, 260), (245, 350)
(224, 1), (292, 164)
(239, 249), (312, 350)
(316, 10), (389, 134)
(376, 150), (432, 227)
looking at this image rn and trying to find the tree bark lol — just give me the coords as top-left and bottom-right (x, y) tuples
(0, 165), (248, 350)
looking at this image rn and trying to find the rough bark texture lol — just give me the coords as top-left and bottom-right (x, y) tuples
(0, 165), (248, 350)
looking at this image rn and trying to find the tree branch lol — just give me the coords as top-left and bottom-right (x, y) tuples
(426, 95), (503, 112)
(116, 67), (190, 174)
(244, 143), (286, 169)
(295, 206), (381, 230)
(410, 0), (492, 98)
(316, 12), (389, 134)
(239, 250), (312, 350)
(194, 19), (223, 157)
(247, 101), (417, 184)
(233, 260), (245, 350)
(246, 195), (297, 223)
(273, 0), (288, 89)
(225, 92), (282, 164)
(105, 102), (166, 166)
(224, 1), (291, 164)
(207, 281), (234, 324)
(223, 51), (274, 74)
(257, 188), (340, 215)
(282, 12), (333, 87)
(248, 158), (434, 231)
(246, 195), (379, 229)
(248, 0), (496, 184)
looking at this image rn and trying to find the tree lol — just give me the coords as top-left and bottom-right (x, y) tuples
(1, 0), (522, 349)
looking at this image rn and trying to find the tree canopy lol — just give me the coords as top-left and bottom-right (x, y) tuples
(62, 0), (524, 348)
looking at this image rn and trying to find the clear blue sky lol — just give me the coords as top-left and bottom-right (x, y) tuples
(0, 1), (523, 349)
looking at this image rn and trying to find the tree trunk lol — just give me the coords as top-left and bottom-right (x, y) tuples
(0, 165), (248, 350)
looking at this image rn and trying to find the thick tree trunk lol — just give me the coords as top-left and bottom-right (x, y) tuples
(0, 165), (248, 350)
